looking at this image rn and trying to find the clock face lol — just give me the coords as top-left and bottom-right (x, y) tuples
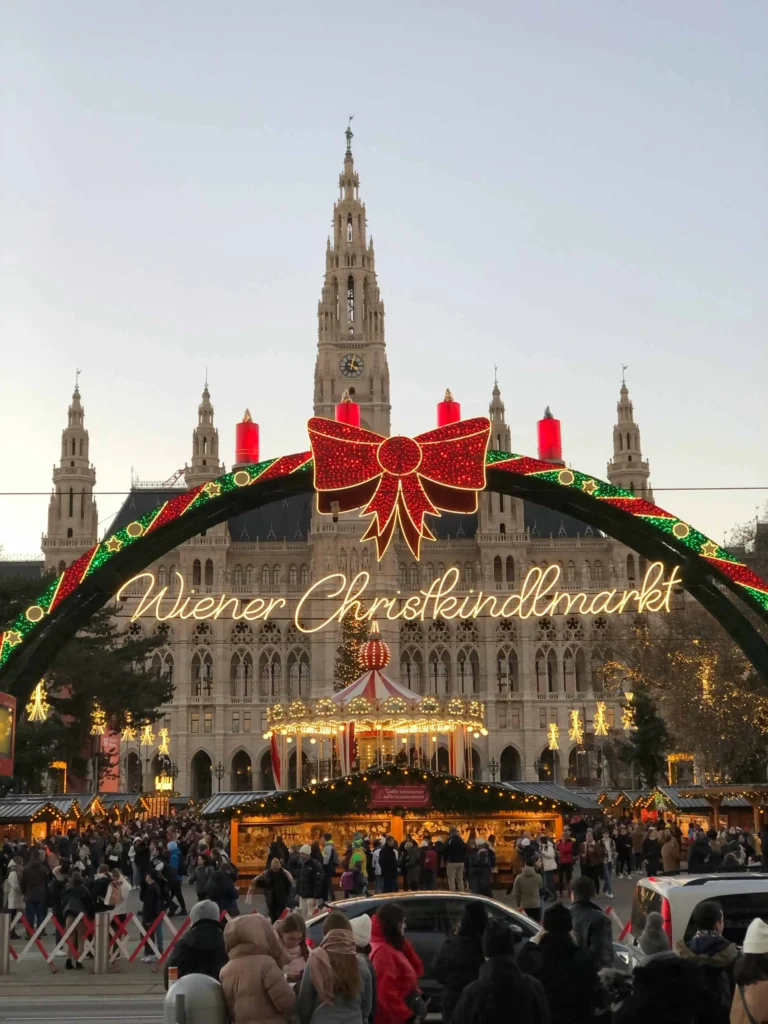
(340, 353), (364, 378)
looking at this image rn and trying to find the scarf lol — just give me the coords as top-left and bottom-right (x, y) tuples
(308, 929), (357, 1005)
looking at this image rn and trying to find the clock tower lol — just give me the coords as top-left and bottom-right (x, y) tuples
(314, 125), (391, 436)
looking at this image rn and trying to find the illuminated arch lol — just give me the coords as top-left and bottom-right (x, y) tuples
(1, 445), (768, 704)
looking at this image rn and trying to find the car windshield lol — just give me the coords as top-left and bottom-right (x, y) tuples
(631, 884), (662, 940)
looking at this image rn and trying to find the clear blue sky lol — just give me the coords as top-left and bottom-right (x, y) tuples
(1, 0), (765, 555)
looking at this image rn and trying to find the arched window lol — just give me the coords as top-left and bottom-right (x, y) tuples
(262, 565), (270, 588)
(456, 647), (480, 694)
(58, 560), (66, 573)
(583, 560), (592, 584)
(626, 554), (636, 582)
(71, 439), (76, 456)
(168, 564), (177, 594)
(409, 563), (419, 586)
(245, 565), (253, 586)
(626, 432), (631, 450)
(463, 562), (473, 586)
(425, 562), (435, 582)
(499, 493), (504, 512)
(399, 563), (407, 586)
(428, 648), (452, 695)
(493, 556), (502, 582)
(204, 559), (213, 586)
(289, 564), (298, 585)
(567, 560), (576, 584)
(272, 565), (281, 586)
(347, 214), (353, 242)
(300, 564), (310, 586)
(68, 487), (74, 517)
(639, 555), (648, 578)
(191, 751), (212, 800)
(594, 560), (603, 583)
(497, 646), (519, 693)
(287, 650), (310, 697)
(259, 649), (282, 697)
(400, 647), (424, 693)
(499, 523), (506, 535)
(234, 565), (242, 586)
(619, 434), (623, 451)
(192, 560), (202, 586)
(158, 565), (167, 587)
(230, 649), (253, 698)
(575, 648), (587, 692)
(191, 650), (213, 696)
(437, 562), (445, 577)
(231, 750), (252, 791)
(347, 275), (355, 325)
(151, 650), (174, 685)
(500, 746), (522, 782)
(505, 556), (514, 583)
(629, 481), (635, 494)
(66, 527), (73, 538)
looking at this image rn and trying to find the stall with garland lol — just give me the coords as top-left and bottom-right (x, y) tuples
(203, 765), (569, 877)
(266, 622), (487, 785)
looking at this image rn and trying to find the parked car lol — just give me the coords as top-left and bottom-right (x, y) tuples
(306, 891), (634, 1011)
(629, 873), (768, 955)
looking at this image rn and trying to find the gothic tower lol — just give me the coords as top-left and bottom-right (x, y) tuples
(477, 377), (522, 537)
(42, 381), (99, 571)
(185, 382), (224, 489)
(314, 125), (390, 435)
(606, 380), (653, 501)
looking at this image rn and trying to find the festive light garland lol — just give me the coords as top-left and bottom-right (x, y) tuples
(1, 437), (767, 679)
(26, 680), (49, 722)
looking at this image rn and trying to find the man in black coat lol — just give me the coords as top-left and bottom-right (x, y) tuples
(163, 900), (227, 989)
(297, 845), (323, 917)
(569, 875), (614, 970)
(378, 835), (399, 893)
(688, 830), (713, 874)
(444, 826), (467, 892)
(518, 901), (597, 1024)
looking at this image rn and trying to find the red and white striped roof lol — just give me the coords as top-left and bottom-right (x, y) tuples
(332, 668), (417, 704)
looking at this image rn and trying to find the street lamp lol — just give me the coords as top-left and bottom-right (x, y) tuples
(212, 762), (225, 793)
(169, 761), (180, 793)
(487, 757), (499, 783)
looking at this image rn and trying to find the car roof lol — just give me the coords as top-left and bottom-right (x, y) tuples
(639, 873), (768, 892)
(314, 891), (523, 915)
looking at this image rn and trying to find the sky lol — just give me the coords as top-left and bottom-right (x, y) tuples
(1, 0), (766, 556)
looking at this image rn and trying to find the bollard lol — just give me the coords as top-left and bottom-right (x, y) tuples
(0, 911), (10, 975)
(164, 975), (228, 1024)
(94, 912), (110, 974)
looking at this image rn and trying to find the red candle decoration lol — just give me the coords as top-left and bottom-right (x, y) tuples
(235, 409), (260, 465)
(437, 388), (461, 427)
(537, 406), (563, 463)
(335, 390), (361, 426)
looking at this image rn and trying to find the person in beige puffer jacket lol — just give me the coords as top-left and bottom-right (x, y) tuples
(511, 863), (544, 923)
(220, 913), (296, 1024)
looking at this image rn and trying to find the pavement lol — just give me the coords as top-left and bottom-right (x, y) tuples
(0, 873), (638, 1020)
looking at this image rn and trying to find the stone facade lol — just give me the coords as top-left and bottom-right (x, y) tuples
(39, 135), (658, 800)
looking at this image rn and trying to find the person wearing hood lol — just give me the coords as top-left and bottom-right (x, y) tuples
(511, 864), (544, 923)
(637, 911), (670, 956)
(613, 951), (720, 1024)
(275, 911), (310, 983)
(297, 910), (373, 1024)
(688, 830), (713, 874)
(517, 902), (596, 1024)
(660, 828), (681, 876)
(451, 918), (549, 1024)
(431, 902), (487, 1024)
(4, 861), (24, 937)
(370, 903), (424, 1024)
(207, 860), (241, 917)
(164, 899), (228, 990)
(676, 900), (737, 1021)
(220, 913), (296, 1024)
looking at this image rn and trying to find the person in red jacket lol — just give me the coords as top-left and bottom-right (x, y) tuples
(370, 903), (425, 1024)
(556, 834), (575, 895)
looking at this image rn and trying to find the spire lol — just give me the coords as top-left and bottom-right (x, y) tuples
(42, 384), (99, 570)
(606, 378), (653, 500)
(488, 377), (510, 452)
(185, 381), (223, 488)
(314, 129), (390, 435)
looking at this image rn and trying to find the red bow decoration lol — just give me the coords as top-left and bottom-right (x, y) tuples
(308, 416), (491, 559)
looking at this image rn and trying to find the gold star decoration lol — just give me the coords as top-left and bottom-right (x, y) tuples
(105, 536), (123, 553)
(581, 479), (598, 495)
(203, 481), (222, 497)
(701, 540), (720, 558)
(5, 631), (22, 648)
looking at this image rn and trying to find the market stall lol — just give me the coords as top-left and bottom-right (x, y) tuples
(0, 796), (80, 844)
(679, 785), (768, 833)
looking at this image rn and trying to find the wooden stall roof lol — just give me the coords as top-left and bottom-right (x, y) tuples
(598, 789), (651, 808)
(0, 798), (67, 823)
(679, 785), (762, 808)
(501, 782), (602, 811)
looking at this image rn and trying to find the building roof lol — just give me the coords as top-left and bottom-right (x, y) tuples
(502, 781), (602, 811)
(654, 786), (712, 811)
(200, 791), (273, 815)
(0, 798), (64, 822)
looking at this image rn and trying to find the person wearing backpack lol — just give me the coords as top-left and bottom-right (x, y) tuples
(419, 840), (438, 890)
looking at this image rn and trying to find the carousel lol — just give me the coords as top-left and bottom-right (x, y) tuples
(265, 622), (487, 785)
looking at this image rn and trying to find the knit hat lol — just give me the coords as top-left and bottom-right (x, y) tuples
(350, 914), (372, 947)
(190, 900), (220, 925)
(639, 912), (670, 956)
(743, 918), (768, 954)
(300, 844), (312, 856)
(542, 902), (572, 936)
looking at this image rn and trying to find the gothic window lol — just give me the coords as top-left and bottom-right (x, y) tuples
(350, 549), (358, 573)
(564, 617), (584, 641)
(262, 565), (270, 588)
(400, 646), (424, 693)
(272, 565), (281, 586)
(626, 432), (631, 450)
(499, 493), (504, 512)
(289, 564), (298, 585)
(71, 439), (76, 456)
(499, 523), (506, 535)
(425, 563), (435, 582)
(463, 562), (473, 586)
(399, 563), (407, 587)
(409, 563), (418, 586)
(204, 559), (214, 586)
(567, 560), (576, 584)
(259, 620), (281, 644)
(428, 647), (451, 695)
(151, 650), (174, 685)
(192, 560), (202, 586)
(66, 527), (73, 538)
(629, 481), (635, 495)
(619, 434), (623, 450)
(594, 560), (603, 583)
(234, 565), (242, 586)
(347, 275), (355, 325)
(535, 647), (558, 693)
(127, 622), (144, 640)
(230, 649), (254, 697)
(191, 650), (213, 697)
(583, 560), (592, 584)
(496, 619), (517, 643)
(158, 565), (167, 587)
(575, 648), (587, 692)
(505, 556), (514, 583)
(626, 554), (636, 582)
(287, 649), (310, 697)
(300, 564), (310, 586)
(591, 648), (612, 692)
(68, 487), (74, 517)
(154, 621), (173, 641)
(497, 645), (519, 692)
(493, 556), (502, 582)
(437, 562), (445, 577)
(537, 617), (556, 642)
(285, 623), (307, 646)
(593, 616), (608, 634)
(259, 649), (282, 697)
(80, 489), (85, 519)
(639, 556), (648, 578)
(231, 622), (253, 644)
(400, 621), (423, 644)
(58, 560), (66, 573)
(168, 565), (177, 594)
(456, 646), (480, 694)
(245, 565), (253, 586)
(192, 622), (212, 646)
(456, 620), (479, 644)
(427, 619), (450, 643)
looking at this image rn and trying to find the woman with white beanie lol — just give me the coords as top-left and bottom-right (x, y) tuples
(350, 915), (377, 1024)
(731, 917), (768, 1024)
(163, 900), (228, 990)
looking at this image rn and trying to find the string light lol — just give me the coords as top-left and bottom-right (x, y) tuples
(140, 723), (155, 746)
(547, 722), (560, 750)
(121, 717), (136, 742)
(90, 702), (106, 736)
(26, 680), (49, 723)
(568, 709), (584, 744)
(594, 701), (609, 736)
(157, 727), (170, 755)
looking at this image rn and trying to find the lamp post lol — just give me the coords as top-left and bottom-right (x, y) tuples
(487, 757), (499, 783)
(213, 762), (225, 793)
(169, 761), (180, 793)
(533, 757), (544, 780)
